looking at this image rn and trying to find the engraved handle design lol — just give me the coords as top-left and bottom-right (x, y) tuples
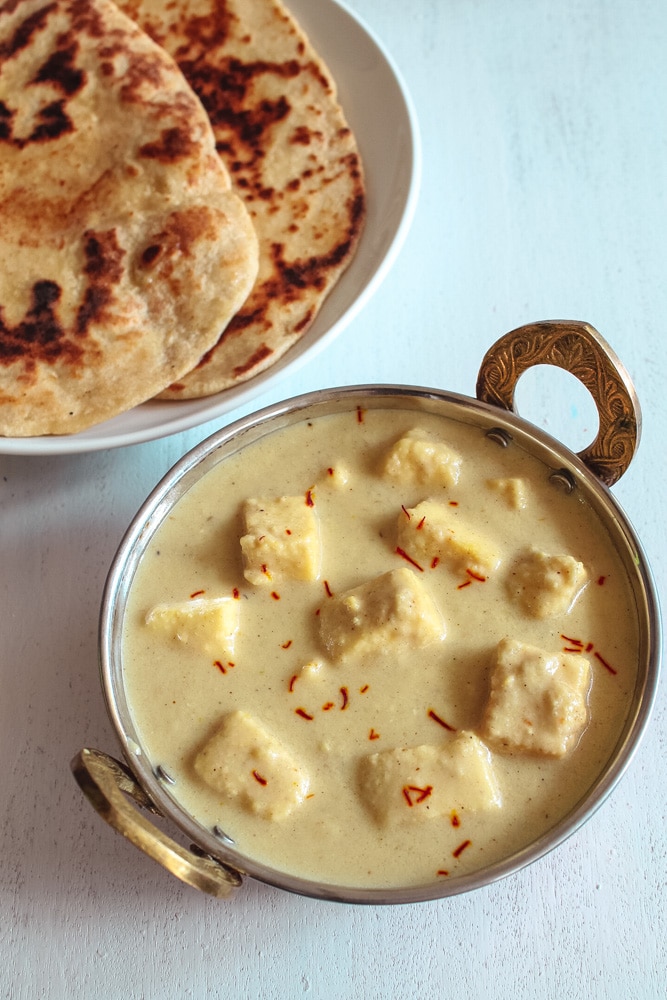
(476, 320), (641, 486)
(71, 748), (242, 898)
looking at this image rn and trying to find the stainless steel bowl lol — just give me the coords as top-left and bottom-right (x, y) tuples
(72, 321), (661, 903)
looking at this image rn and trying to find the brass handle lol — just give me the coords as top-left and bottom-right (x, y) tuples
(476, 320), (641, 486)
(71, 748), (242, 898)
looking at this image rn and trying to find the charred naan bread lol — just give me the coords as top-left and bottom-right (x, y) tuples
(117, 0), (366, 398)
(0, 0), (258, 436)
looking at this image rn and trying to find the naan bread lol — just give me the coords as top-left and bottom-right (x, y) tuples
(0, 0), (258, 436)
(117, 0), (366, 398)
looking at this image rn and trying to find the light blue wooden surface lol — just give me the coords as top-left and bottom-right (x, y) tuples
(2, 1), (665, 996)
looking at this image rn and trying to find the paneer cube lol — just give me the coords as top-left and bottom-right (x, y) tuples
(358, 731), (502, 825)
(397, 499), (501, 577)
(381, 428), (462, 488)
(480, 637), (591, 756)
(145, 595), (239, 657)
(240, 495), (321, 586)
(193, 710), (310, 820)
(319, 567), (445, 661)
(487, 477), (528, 510)
(506, 547), (587, 617)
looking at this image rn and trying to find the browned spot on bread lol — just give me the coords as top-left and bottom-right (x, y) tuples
(140, 125), (198, 162)
(76, 284), (112, 335)
(138, 206), (220, 272)
(119, 0), (234, 57)
(223, 306), (265, 334)
(0, 226), (125, 375)
(0, 280), (84, 372)
(0, 100), (12, 139)
(34, 41), (85, 94)
(0, 6), (87, 147)
(232, 343), (273, 377)
(141, 244), (161, 265)
(293, 307), (314, 333)
(186, 56), (297, 158)
(27, 98), (73, 142)
(0, 3), (58, 62)
(291, 125), (322, 146)
(117, 49), (170, 98)
(69, 0), (107, 38)
(173, 5), (233, 58)
(83, 229), (125, 283)
(75, 229), (125, 334)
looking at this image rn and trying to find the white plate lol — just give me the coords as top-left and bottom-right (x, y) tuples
(2, 0), (420, 456)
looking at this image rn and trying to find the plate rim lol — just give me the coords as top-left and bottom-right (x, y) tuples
(0, 0), (421, 457)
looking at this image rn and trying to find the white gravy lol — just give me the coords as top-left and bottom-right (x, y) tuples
(122, 406), (639, 890)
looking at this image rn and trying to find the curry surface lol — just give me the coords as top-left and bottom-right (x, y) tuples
(122, 407), (639, 889)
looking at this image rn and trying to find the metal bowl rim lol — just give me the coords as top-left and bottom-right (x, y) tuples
(98, 382), (662, 904)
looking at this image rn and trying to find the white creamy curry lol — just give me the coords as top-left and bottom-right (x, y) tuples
(122, 406), (639, 889)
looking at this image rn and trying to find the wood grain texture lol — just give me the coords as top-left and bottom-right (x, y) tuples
(1, 0), (665, 997)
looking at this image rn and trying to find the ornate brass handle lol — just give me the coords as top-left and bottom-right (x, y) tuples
(476, 320), (641, 486)
(71, 748), (243, 898)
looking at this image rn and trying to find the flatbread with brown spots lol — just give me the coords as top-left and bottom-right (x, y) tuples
(0, 0), (258, 436)
(117, 0), (365, 399)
